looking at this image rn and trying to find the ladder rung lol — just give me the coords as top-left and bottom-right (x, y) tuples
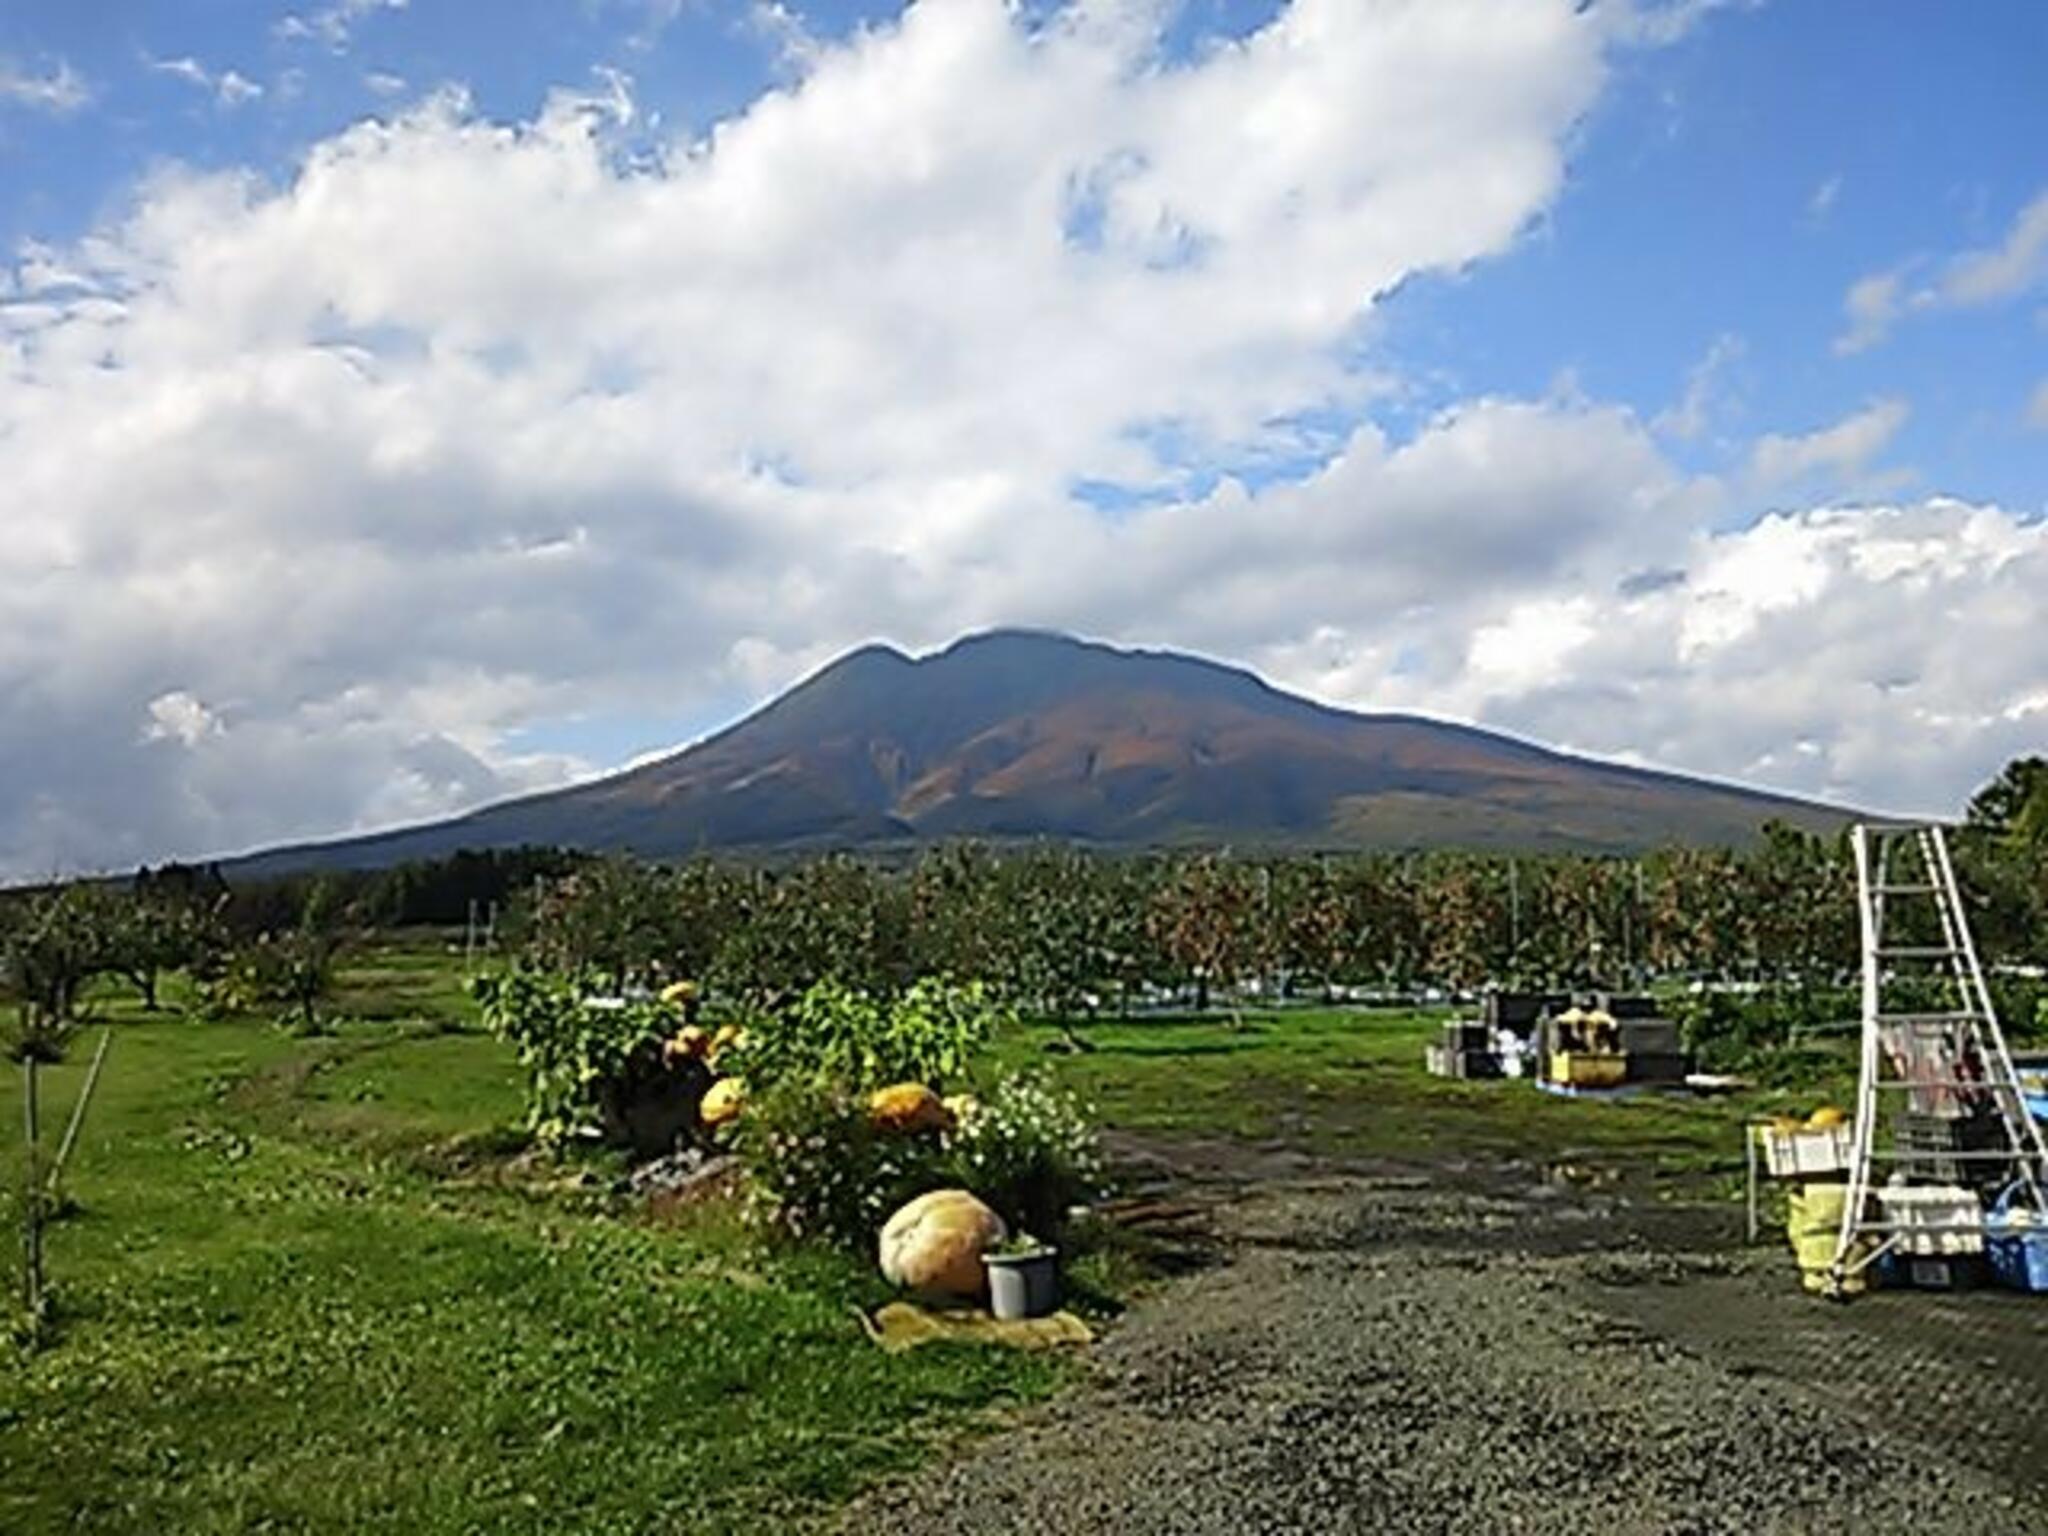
(1868, 1149), (2033, 1162)
(1874, 1079), (2006, 1090)
(1874, 884), (1939, 896)
(1861, 821), (1942, 836)
(1875, 947), (1965, 960)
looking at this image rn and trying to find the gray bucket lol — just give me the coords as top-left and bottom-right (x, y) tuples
(984, 1249), (1060, 1320)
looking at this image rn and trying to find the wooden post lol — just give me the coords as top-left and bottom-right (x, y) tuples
(23, 1051), (44, 1336)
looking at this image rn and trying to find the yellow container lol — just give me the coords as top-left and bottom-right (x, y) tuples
(1549, 1052), (1626, 1088)
(1786, 1183), (1870, 1295)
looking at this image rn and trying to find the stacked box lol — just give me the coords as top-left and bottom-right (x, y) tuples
(1894, 1114), (1967, 1185)
(1591, 992), (1661, 1020)
(1485, 992), (1569, 1032)
(1444, 1021), (1491, 1053)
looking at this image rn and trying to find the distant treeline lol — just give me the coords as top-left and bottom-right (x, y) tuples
(4, 758), (2043, 1027)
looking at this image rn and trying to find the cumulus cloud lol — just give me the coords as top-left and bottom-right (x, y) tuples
(0, 57), (90, 114)
(1405, 500), (2048, 816)
(0, 0), (2032, 876)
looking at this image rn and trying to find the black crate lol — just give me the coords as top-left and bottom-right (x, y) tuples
(1619, 1019), (1682, 1056)
(1451, 1050), (1502, 1080)
(1444, 1021), (1490, 1053)
(1627, 1052), (1691, 1084)
(1898, 1256), (1985, 1292)
(1484, 992), (1569, 1031)
(1592, 992), (1661, 1020)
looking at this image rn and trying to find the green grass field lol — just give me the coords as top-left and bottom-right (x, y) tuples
(2, 939), (1851, 1532)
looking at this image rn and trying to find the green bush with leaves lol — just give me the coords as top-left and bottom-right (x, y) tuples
(946, 1074), (1104, 1239)
(727, 976), (1008, 1095)
(730, 1081), (949, 1247)
(472, 969), (675, 1146)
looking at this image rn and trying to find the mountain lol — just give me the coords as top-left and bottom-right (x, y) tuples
(231, 630), (1849, 874)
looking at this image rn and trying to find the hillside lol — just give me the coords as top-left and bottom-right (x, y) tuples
(232, 630), (1848, 873)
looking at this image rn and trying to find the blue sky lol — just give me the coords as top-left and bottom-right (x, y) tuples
(1, 0), (2045, 872)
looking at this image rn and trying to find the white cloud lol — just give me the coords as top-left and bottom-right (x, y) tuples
(1653, 331), (1743, 441)
(0, 0), (2026, 876)
(1748, 398), (1908, 487)
(1807, 174), (1840, 223)
(276, 0), (409, 51)
(148, 54), (266, 109)
(143, 691), (224, 748)
(1942, 189), (2048, 306)
(1835, 269), (1906, 355)
(363, 71), (408, 97)
(1836, 187), (2048, 351)
(0, 57), (90, 115)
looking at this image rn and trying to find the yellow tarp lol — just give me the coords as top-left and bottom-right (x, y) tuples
(863, 1301), (1095, 1354)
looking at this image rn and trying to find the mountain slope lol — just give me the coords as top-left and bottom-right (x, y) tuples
(232, 630), (1849, 873)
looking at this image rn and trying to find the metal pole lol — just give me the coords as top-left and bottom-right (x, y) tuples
(1745, 1123), (1761, 1244)
(48, 1026), (113, 1194)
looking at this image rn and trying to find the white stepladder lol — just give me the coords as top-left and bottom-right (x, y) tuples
(1828, 821), (2048, 1294)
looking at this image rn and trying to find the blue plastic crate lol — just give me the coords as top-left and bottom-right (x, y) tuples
(1985, 1185), (2048, 1294)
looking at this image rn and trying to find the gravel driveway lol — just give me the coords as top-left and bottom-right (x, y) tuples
(846, 1139), (2048, 1535)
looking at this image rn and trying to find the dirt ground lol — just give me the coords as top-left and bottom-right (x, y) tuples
(845, 1134), (2048, 1535)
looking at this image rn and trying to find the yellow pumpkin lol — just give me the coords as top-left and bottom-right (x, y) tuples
(1806, 1105), (1848, 1129)
(868, 1082), (953, 1135)
(659, 979), (699, 1006)
(663, 1025), (710, 1064)
(700, 1077), (747, 1129)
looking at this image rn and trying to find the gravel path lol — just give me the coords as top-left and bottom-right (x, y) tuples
(846, 1142), (2048, 1535)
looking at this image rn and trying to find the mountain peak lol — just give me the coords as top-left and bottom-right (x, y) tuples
(228, 631), (1850, 875)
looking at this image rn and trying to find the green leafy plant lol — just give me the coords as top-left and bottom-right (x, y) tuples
(944, 1074), (1103, 1240)
(729, 1080), (949, 1247)
(726, 977), (1007, 1095)
(471, 969), (678, 1148)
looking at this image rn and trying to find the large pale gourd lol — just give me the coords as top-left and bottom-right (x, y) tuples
(879, 1189), (1006, 1298)
(868, 1082), (953, 1135)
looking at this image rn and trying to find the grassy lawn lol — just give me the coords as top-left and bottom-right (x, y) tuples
(2, 941), (1855, 1532)
(0, 956), (1064, 1535)
(1002, 1005), (1860, 1193)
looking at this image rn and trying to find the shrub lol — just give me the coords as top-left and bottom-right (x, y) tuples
(727, 976), (1007, 1095)
(944, 1074), (1104, 1239)
(730, 1081), (949, 1247)
(472, 969), (688, 1150)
